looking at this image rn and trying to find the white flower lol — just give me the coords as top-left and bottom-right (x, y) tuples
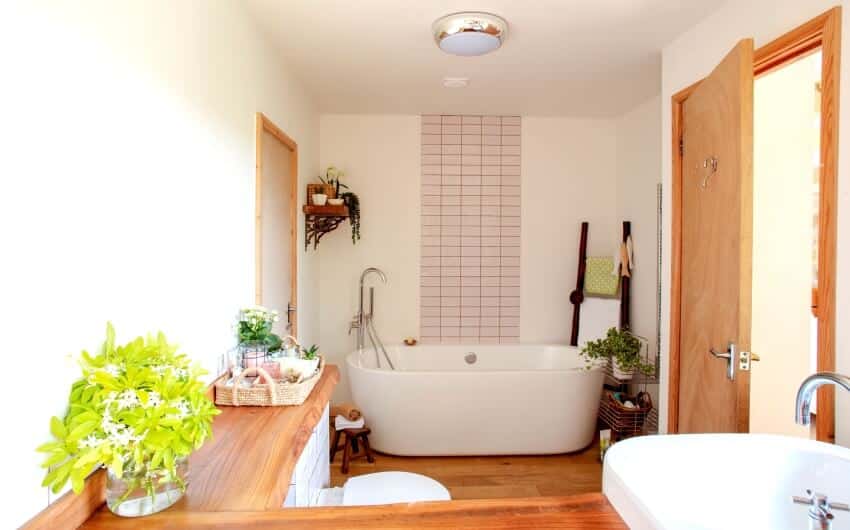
(145, 391), (162, 408)
(167, 398), (191, 420)
(78, 434), (103, 449)
(115, 389), (139, 410)
(103, 364), (121, 377)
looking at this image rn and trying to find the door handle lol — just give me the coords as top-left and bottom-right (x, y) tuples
(709, 342), (737, 381)
(286, 303), (296, 330)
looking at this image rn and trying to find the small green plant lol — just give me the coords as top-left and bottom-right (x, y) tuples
(37, 323), (219, 496)
(341, 191), (361, 244)
(581, 327), (654, 376)
(302, 344), (319, 360)
(237, 306), (282, 352)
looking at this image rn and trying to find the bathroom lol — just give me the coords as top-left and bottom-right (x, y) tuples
(5, 1), (850, 529)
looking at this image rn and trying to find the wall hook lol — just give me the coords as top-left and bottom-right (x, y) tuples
(699, 156), (718, 189)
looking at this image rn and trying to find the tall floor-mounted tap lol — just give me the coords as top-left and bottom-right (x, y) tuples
(349, 268), (394, 369)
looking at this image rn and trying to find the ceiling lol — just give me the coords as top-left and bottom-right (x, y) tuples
(242, 0), (724, 118)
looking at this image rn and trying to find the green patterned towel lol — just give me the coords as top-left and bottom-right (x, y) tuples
(585, 256), (619, 297)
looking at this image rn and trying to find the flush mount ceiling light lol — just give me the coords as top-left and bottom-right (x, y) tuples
(432, 12), (508, 56)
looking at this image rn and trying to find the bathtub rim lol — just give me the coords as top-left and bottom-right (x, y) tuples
(345, 344), (607, 376)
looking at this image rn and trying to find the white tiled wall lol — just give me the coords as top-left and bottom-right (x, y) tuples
(420, 115), (521, 344)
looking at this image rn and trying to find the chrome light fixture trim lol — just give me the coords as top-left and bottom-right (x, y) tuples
(432, 12), (508, 56)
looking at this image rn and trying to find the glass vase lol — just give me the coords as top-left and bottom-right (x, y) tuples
(106, 458), (188, 517)
(240, 340), (268, 369)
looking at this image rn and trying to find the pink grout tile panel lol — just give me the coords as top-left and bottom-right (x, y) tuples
(421, 115), (521, 344)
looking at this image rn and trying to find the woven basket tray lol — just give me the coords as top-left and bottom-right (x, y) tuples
(215, 356), (324, 407)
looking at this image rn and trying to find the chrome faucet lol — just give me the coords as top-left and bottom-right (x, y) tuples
(795, 372), (850, 425)
(350, 267), (387, 354)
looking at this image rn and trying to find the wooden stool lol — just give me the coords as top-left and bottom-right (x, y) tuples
(330, 427), (374, 474)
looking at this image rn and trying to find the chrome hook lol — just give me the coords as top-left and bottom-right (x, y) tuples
(699, 156), (718, 189)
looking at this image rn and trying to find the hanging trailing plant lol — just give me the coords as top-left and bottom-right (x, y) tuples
(340, 191), (360, 244)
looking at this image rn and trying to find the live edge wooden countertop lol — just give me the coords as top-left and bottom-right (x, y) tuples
(78, 363), (626, 529)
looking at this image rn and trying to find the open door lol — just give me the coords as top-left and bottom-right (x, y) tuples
(255, 113), (299, 336)
(677, 40), (754, 433)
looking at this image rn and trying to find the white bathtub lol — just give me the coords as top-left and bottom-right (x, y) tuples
(346, 344), (604, 456)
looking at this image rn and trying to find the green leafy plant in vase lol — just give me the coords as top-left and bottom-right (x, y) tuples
(236, 306), (283, 366)
(581, 327), (654, 381)
(37, 323), (219, 517)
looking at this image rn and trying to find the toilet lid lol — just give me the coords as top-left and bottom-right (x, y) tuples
(342, 471), (451, 506)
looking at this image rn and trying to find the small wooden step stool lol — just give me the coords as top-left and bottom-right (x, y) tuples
(330, 427), (374, 474)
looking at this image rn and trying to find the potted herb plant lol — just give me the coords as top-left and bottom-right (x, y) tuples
(581, 327), (654, 381)
(277, 342), (321, 382)
(236, 306), (283, 367)
(37, 323), (219, 517)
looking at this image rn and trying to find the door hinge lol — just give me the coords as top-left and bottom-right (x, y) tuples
(679, 137), (684, 156)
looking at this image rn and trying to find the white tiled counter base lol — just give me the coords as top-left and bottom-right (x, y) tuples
(283, 404), (330, 507)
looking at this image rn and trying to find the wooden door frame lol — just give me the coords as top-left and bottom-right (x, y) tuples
(669, 7), (841, 441)
(255, 112), (299, 336)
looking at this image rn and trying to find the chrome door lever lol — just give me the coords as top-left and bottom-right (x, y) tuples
(709, 342), (737, 381)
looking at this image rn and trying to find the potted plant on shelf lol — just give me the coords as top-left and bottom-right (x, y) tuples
(236, 306), (283, 367)
(319, 166), (347, 204)
(581, 327), (654, 381)
(37, 323), (219, 517)
(317, 165), (361, 244)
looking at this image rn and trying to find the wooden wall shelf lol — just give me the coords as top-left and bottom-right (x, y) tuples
(303, 205), (349, 250)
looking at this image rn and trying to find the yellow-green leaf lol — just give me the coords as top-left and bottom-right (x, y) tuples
(50, 417), (67, 440)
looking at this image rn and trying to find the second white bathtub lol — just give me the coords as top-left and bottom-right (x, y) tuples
(346, 344), (604, 456)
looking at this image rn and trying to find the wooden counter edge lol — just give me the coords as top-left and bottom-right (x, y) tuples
(81, 494), (627, 529)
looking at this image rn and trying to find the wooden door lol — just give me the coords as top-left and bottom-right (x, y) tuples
(255, 114), (299, 336)
(678, 40), (754, 433)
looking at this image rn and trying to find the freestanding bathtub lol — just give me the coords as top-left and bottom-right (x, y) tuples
(346, 344), (604, 456)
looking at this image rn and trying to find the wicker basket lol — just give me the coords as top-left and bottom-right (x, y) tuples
(598, 390), (653, 437)
(306, 183), (336, 205)
(215, 356), (324, 407)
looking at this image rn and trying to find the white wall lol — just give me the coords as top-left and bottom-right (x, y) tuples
(0, 1), (319, 527)
(318, 115), (627, 401)
(615, 96), (662, 361)
(521, 117), (619, 342)
(317, 115), (422, 402)
(751, 53), (820, 437)
(660, 1), (850, 444)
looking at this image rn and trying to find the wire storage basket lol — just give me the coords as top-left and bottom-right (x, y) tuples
(598, 390), (653, 436)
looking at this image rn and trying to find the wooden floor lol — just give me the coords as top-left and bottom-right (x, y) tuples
(330, 442), (602, 500)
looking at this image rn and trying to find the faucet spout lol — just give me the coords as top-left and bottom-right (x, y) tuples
(360, 267), (387, 286)
(795, 372), (850, 425)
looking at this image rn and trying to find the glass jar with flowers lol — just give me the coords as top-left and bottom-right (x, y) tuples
(236, 306), (283, 368)
(37, 323), (219, 517)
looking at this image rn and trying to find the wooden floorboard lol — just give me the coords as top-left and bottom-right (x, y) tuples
(331, 441), (603, 500)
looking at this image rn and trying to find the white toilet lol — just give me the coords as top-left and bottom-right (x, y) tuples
(317, 471), (451, 506)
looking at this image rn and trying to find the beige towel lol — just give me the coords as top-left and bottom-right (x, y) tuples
(331, 402), (362, 421)
(620, 242), (631, 278)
